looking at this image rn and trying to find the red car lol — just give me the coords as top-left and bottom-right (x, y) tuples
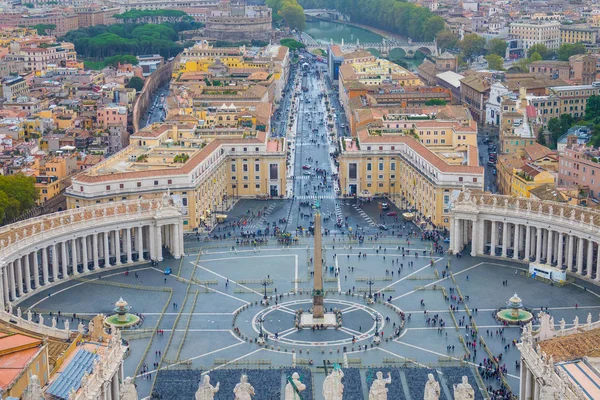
(387, 211), (397, 217)
(302, 165), (311, 170)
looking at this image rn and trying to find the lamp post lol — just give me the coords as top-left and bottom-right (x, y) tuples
(366, 277), (375, 300)
(374, 314), (382, 337)
(261, 277), (271, 301)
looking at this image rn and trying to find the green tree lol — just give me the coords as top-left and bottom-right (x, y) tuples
(560, 113), (574, 133)
(422, 16), (445, 41)
(537, 127), (547, 146)
(527, 43), (550, 59)
(0, 175), (38, 225)
(487, 38), (507, 57)
(436, 30), (459, 52)
(585, 95), (600, 120)
(485, 54), (504, 70)
(557, 43), (587, 61)
(105, 55), (139, 67)
(279, 0), (306, 31)
(460, 33), (486, 59)
(126, 76), (145, 91)
(32, 24), (56, 35)
(424, 99), (447, 106)
(529, 52), (542, 63)
(279, 38), (305, 50)
(547, 117), (562, 148)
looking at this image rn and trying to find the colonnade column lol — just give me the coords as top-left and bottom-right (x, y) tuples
(114, 230), (121, 266)
(2, 266), (8, 305)
(490, 221), (497, 256)
(535, 227), (542, 264)
(137, 226), (144, 261)
(156, 226), (163, 262)
(61, 241), (68, 278)
(71, 239), (79, 275)
(470, 219), (478, 256)
(576, 238), (584, 273)
(453, 218), (461, 253)
(32, 250), (39, 288)
(501, 221), (508, 257)
(512, 224), (520, 260)
(81, 236), (89, 273)
(525, 225), (531, 262)
(586, 240), (593, 277)
(8, 262), (15, 300)
(567, 235), (574, 271)
(546, 230), (553, 264)
(126, 228), (133, 263)
(595, 244), (600, 281)
(15, 258), (22, 296)
(93, 234), (99, 270)
(24, 254), (31, 293)
(0, 269), (5, 309)
(556, 233), (563, 269)
(52, 244), (59, 281)
(41, 247), (49, 285)
(104, 232), (111, 267)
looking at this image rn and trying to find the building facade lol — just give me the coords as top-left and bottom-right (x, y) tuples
(509, 20), (561, 50)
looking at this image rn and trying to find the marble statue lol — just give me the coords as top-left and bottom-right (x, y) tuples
(8, 302), (12, 314)
(574, 315), (579, 329)
(196, 375), (220, 400)
(89, 319), (94, 333)
(323, 367), (344, 400)
(424, 373), (440, 400)
(17, 307), (21, 318)
(52, 317), (57, 329)
(39, 315), (44, 325)
(65, 320), (70, 331)
(21, 375), (44, 400)
(233, 374), (254, 400)
(285, 372), (306, 400)
(27, 310), (32, 321)
(121, 377), (139, 400)
(559, 318), (566, 331)
(78, 322), (85, 335)
(368, 371), (391, 400)
(453, 376), (474, 400)
(587, 313), (592, 327)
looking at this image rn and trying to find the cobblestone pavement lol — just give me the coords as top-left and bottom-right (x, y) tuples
(15, 232), (600, 399)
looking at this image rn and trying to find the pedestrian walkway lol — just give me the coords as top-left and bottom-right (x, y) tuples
(334, 203), (343, 221)
(352, 204), (377, 226)
(295, 195), (336, 200)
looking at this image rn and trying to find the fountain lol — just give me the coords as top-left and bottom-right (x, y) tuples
(104, 297), (140, 329)
(495, 293), (533, 324)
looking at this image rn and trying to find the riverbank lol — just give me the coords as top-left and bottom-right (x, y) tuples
(306, 17), (408, 43)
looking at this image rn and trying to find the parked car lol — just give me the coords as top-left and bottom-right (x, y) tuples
(387, 211), (397, 217)
(381, 202), (390, 210)
(302, 165), (311, 170)
(378, 224), (389, 230)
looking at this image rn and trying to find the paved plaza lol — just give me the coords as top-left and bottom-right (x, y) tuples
(15, 230), (600, 399)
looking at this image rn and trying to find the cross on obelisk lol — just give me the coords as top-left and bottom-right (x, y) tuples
(312, 207), (324, 318)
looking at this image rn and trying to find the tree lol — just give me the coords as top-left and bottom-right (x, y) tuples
(279, 0), (305, 31)
(529, 52), (542, 63)
(0, 175), (38, 225)
(424, 99), (447, 106)
(527, 43), (550, 59)
(585, 95), (600, 120)
(485, 54), (504, 71)
(547, 117), (562, 148)
(537, 127), (547, 146)
(557, 43), (587, 61)
(460, 33), (486, 59)
(422, 16), (445, 41)
(487, 38), (507, 57)
(560, 113), (574, 134)
(279, 38), (305, 50)
(126, 76), (144, 92)
(436, 30), (459, 52)
(32, 24), (56, 35)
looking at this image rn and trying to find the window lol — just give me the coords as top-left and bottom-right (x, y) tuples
(255, 164), (260, 172)
(269, 164), (278, 180)
(168, 179), (172, 185)
(367, 163), (372, 171)
(367, 174), (372, 180)
(255, 175), (260, 180)
(378, 174), (384, 179)
(243, 176), (248, 181)
(182, 198), (188, 206)
(255, 184), (260, 189)
(459, 177), (463, 182)
(231, 164), (236, 172)
(154, 180), (158, 186)
(119, 183), (124, 189)
(243, 184), (248, 188)
(378, 162), (384, 171)
(137, 182), (141, 187)
(349, 163), (357, 179)
(106, 185), (110, 190)
(243, 164), (248, 172)
(390, 175), (396, 179)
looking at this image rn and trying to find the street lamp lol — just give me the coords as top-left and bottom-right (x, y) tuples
(374, 314), (382, 337)
(261, 277), (271, 301)
(257, 316), (265, 338)
(366, 277), (375, 300)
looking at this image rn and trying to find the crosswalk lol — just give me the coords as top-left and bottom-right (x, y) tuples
(334, 202), (343, 221)
(257, 203), (276, 226)
(352, 204), (377, 227)
(295, 195), (336, 200)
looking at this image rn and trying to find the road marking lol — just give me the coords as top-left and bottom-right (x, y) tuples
(193, 263), (263, 297)
(201, 348), (264, 375)
(376, 258), (442, 294)
(295, 254), (299, 292)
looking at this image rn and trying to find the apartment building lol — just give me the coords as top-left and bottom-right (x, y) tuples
(509, 20), (561, 50)
(560, 25), (599, 45)
(559, 144), (600, 200)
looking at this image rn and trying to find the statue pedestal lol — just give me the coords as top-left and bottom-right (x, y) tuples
(299, 313), (338, 328)
(373, 336), (381, 345)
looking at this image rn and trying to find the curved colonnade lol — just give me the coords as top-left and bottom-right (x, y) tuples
(450, 191), (600, 282)
(0, 197), (184, 312)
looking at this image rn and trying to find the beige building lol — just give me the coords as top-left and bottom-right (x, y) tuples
(66, 123), (286, 231)
(509, 20), (561, 50)
(338, 122), (483, 228)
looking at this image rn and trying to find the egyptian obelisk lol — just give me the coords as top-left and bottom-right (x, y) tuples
(312, 211), (324, 318)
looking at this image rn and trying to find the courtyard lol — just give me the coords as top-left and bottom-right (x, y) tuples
(14, 229), (600, 399)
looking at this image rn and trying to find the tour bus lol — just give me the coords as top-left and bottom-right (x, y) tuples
(529, 262), (566, 283)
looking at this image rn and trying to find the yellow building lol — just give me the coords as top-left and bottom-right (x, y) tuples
(511, 163), (556, 198)
(66, 122), (287, 230)
(0, 332), (49, 399)
(560, 25), (599, 44)
(338, 127), (484, 227)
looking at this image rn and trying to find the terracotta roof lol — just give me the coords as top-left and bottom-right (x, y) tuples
(0, 347), (40, 389)
(523, 143), (556, 162)
(529, 183), (567, 202)
(343, 50), (373, 60)
(539, 327), (600, 362)
(330, 45), (343, 57)
(459, 74), (490, 93)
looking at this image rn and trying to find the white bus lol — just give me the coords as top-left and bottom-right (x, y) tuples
(529, 263), (566, 283)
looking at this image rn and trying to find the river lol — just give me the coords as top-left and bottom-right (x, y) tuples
(304, 19), (424, 70)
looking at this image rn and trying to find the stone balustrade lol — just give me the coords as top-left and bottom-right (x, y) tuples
(450, 190), (600, 283)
